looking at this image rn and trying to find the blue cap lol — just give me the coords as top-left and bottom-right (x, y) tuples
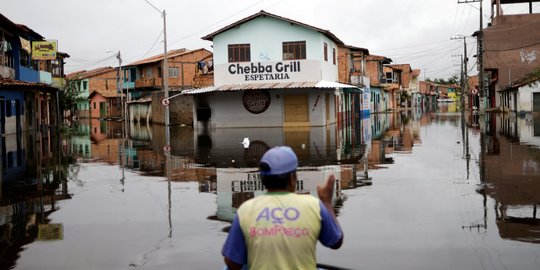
(260, 146), (298, 175)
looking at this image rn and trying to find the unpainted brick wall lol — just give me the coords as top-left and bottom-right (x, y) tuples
(151, 91), (193, 125)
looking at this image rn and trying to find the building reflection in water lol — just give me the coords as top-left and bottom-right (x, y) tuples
(0, 126), (71, 269)
(479, 113), (540, 243)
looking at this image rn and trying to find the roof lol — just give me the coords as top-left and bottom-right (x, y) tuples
(492, 0), (540, 4)
(0, 13), (44, 40)
(412, 69), (421, 77)
(504, 69), (540, 90)
(182, 80), (362, 95)
(67, 66), (115, 79)
(388, 64), (412, 72)
(201, 10), (344, 45)
(0, 78), (58, 91)
(366, 54), (393, 64)
(342, 45), (370, 55)
(124, 48), (211, 67)
(88, 89), (124, 98)
(126, 48), (188, 66)
(16, 24), (44, 40)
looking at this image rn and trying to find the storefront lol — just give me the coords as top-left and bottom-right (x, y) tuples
(183, 10), (361, 128)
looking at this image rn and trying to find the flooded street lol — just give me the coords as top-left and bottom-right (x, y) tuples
(2, 107), (540, 270)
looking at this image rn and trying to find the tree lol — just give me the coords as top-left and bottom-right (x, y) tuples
(428, 75), (459, 85)
(59, 76), (84, 118)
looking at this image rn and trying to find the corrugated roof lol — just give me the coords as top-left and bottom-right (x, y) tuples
(124, 48), (214, 67)
(67, 66), (115, 79)
(366, 54), (393, 63)
(202, 10), (344, 45)
(388, 64), (412, 72)
(0, 78), (57, 91)
(182, 81), (361, 95)
(126, 48), (187, 66)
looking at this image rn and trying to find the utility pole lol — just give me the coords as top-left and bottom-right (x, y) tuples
(110, 50), (123, 119)
(144, 0), (170, 150)
(458, 0), (484, 111)
(163, 10), (170, 150)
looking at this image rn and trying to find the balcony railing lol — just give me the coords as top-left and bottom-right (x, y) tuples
(135, 78), (163, 88)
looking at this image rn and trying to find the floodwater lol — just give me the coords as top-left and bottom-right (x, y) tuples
(1, 105), (540, 270)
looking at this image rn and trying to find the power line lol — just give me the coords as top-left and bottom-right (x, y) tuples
(167, 0), (270, 47)
(138, 29), (164, 60)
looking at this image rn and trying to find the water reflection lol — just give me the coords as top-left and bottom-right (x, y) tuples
(0, 126), (70, 269)
(3, 107), (540, 269)
(479, 113), (540, 243)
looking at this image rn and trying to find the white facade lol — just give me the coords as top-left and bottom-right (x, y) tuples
(196, 88), (336, 128)
(192, 11), (353, 128)
(517, 81), (540, 112)
(211, 15), (339, 84)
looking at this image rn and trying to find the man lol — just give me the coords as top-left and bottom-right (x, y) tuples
(222, 146), (343, 270)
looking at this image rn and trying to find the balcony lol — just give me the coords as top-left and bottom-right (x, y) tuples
(135, 77), (163, 89)
(19, 66), (39, 83)
(39, 70), (52, 85)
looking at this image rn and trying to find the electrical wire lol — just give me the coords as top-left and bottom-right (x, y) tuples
(167, 0), (270, 47)
(138, 29), (164, 60)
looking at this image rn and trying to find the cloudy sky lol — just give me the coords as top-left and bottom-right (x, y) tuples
(3, 0), (538, 80)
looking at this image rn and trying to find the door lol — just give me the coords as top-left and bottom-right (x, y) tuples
(325, 93), (330, 124)
(99, 102), (107, 118)
(284, 95), (309, 126)
(533, 93), (540, 112)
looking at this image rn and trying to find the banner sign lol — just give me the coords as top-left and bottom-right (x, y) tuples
(215, 60), (322, 85)
(32, 40), (57, 60)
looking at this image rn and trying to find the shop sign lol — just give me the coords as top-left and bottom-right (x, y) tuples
(215, 60), (322, 85)
(243, 89), (271, 114)
(32, 40), (57, 60)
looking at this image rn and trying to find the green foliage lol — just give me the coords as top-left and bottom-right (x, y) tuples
(428, 75), (459, 85)
(59, 76), (85, 113)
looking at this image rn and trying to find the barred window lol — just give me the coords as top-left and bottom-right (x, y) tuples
(228, 44), (251, 62)
(282, 41), (306, 60)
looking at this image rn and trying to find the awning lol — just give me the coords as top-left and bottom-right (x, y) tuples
(182, 80), (362, 95)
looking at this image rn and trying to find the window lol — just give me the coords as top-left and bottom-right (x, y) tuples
(323, 43), (328, 62)
(228, 44), (251, 62)
(332, 48), (336, 65)
(82, 81), (88, 90)
(385, 72), (393, 83)
(6, 100), (11, 117)
(20, 50), (30, 67)
(146, 67), (152, 78)
(282, 41), (306, 60)
(158, 67), (162, 78)
(169, 67), (179, 78)
(93, 102), (96, 109)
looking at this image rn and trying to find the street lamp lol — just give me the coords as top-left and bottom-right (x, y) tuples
(106, 50), (124, 120)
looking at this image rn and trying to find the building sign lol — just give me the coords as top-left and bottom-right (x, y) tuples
(215, 60), (322, 85)
(32, 40), (57, 60)
(243, 89), (271, 114)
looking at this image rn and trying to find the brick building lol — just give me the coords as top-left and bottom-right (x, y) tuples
(483, 0), (540, 112)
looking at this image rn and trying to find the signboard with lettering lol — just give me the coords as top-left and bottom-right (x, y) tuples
(243, 90), (271, 114)
(31, 40), (57, 60)
(215, 60), (322, 85)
